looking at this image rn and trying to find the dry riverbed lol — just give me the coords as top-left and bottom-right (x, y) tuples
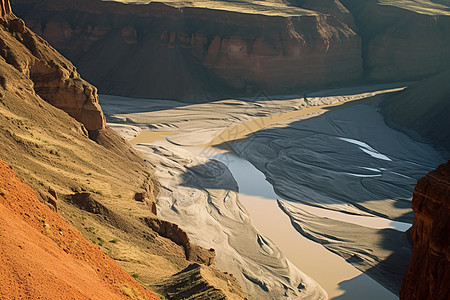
(100, 83), (445, 299)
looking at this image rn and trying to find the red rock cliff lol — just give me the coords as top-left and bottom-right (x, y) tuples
(400, 161), (450, 300)
(11, 0), (362, 101)
(0, 0), (105, 131)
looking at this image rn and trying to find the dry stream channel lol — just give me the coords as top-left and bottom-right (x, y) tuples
(101, 84), (445, 299)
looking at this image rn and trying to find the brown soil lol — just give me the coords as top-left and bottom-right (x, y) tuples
(0, 159), (160, 300)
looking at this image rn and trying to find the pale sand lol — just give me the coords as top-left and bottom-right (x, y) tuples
(278, 200), (412, 294)
(293, 203), (410, 231)
(231, 103), (444, 293)
(130, 131), (178, 144)
(107, 123), (142, 140)
(210, 151), (398, 299)
(203, 148), (410, 231)
(100, 83), (431, 298)
(107, 122), (178, 143)
(101, 84), (406, 148)
(239, 195), (398, 300)
(134, 143), (327, 299)
(207, 87), (406, 149)
(233, 104), (444, 222)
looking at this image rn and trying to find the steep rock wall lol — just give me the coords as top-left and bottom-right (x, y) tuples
(400, 161), (450, 300)
(0, 2), (246, 297)
(0, 2), (105, 130)
(11, 0), (450, 98)
(12, 0), (363, 101)
(0, 0), (11, 17)
(340, 0), (450, 81)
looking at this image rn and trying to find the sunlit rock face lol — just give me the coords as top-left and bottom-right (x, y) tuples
(400, 161), (450, 300)
(0, 0), (105, 131)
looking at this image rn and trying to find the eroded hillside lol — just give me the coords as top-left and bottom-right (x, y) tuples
(0, 2), (246, 298)
(0, 159), (159, 300)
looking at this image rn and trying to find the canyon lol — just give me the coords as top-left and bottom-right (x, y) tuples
(98, 82), (447, 298)
(11, 0), (363, 101)
(0, 0), (449, 299)
(10, 0), (450, 101)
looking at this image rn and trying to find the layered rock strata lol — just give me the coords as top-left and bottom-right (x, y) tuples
(1, 1), (104, 130)
(340, 0), (450, 81)
(400, 161), (450, 300)
(12, 0), (362, 101)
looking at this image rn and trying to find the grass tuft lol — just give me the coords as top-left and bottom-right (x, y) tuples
(97, 237), (105, 246)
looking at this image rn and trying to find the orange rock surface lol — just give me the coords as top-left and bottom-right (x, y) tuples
(0, 159), (159, 300)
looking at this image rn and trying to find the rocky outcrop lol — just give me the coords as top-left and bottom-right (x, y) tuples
(12, 0), (362, 101)
(135, 177), (158, 215)
(151, 263), (247, 300)
(29, 60), (105, 131)
(144, 217), (216, 266)
(400, 161), (450, 300)
(10, 0), (450, 99)
(0, 2), (105, 130)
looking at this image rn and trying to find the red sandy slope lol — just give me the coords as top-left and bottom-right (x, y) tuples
(0, 160), (159, 300)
